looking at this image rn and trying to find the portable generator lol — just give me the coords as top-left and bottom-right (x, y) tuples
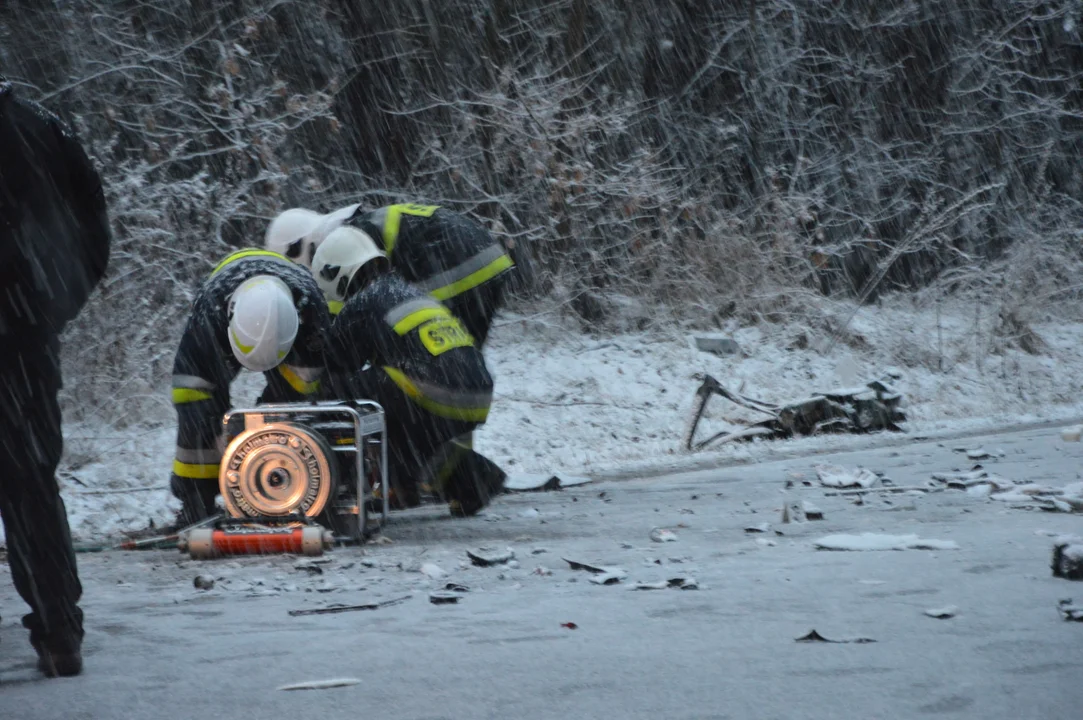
(216, 400), (389, 542)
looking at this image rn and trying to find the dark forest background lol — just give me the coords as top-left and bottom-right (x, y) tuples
(2, 0), (1081, 412)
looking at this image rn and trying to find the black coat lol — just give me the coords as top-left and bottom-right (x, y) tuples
(0, 79), (111, 343)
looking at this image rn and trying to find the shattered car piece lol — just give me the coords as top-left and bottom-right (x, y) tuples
(684, 374), (906, 452)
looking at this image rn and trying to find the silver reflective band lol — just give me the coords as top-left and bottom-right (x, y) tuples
(172, 374), (215, 390)
(409, 376), (493, 410)
(283, 365), (323, 382)
(369, 207), (388, 231)
(415, 244), (508, 294)
(175, 446), (223, 464)
(383, 296), (446, 328)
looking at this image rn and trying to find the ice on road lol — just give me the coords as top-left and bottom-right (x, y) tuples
(3, 425), (1083, 719)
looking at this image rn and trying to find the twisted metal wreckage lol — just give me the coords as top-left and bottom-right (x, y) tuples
(684, 373), (908, 452)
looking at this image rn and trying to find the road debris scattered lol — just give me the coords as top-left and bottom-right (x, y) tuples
(589, 569), (628, 585)
(795, 629), (876, 644)
(924, 605), (959, 619)
(429, 591), (462, 605)
(816, 464), (881, 489)
(1052, 538), (1083, 580)
(467, 548), (515, 567)
(287, 595), (411, 616)
(649, 527), (678, 543)
(278, 678), (361, 691)
(1058, 599), (1083, 621)
(931, 467), (1083, 512)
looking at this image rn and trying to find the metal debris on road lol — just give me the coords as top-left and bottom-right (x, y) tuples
(287, 595), (411, 616)
(278, 678), (361, 691)
(1058, 599), (1083, 621)
(1052, 540), (1083, 580)
(924, 605), (959, 619)
(649, 527), (678, 543)
(795, 629), (876, 644)
(467, 548), (515, 566)
(589, 570), (628, 585)
(429, 591), (462, 605)
(816, 464), (881, 489)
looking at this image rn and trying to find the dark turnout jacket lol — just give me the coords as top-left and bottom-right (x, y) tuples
(0, 79), (111, 344)
(327, 273), (493, 423)
(169, 249), (332, 482)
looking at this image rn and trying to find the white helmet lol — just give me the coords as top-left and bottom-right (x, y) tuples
(264, 208), (324, 268)
(227, 275), (299, 372)
(311, 226), (387, 303)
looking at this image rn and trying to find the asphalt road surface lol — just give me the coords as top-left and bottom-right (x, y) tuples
(2, 425), (1082, 719)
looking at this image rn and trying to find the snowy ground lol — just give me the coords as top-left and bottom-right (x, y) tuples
(2, 425), (1082, 718)
(46, 297), (1083, 543)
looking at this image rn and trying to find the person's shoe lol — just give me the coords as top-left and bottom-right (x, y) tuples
(32, 636), (82, 678)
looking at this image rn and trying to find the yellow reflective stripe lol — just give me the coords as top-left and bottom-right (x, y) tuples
(328, 300), (344, 316)
(430, 253), (514, 302)
(392, 307), (451, 335)
(278, 364), (320, 395)
(230, 328), (254, 354)
(171, 388), (213, 404)
(211, 249), (291, 276)
(382, 367), (491, 422)
(172, 459), (220, 479)
(382, 207), (401, 257)
(380, 204), (439, 257)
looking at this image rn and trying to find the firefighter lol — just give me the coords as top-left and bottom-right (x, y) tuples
(268, 202), (514, 347)
(263, 204), (358, 270)
(0, 77), (111, 677)
(168, 248), (332, 527)
(312, 226), (506, 515)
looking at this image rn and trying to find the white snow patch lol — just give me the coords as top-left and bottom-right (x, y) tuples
(814, 533), (959, 551)
(20, 299), (1083, 543)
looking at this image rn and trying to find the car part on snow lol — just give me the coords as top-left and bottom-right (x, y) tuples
(219, 400), (388, 542)
(683, 373), (907, 452)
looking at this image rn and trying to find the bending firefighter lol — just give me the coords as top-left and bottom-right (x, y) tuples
(267, 203), (515, 346)
(169, 249), (332, 526)
(313, 227), (506, 515)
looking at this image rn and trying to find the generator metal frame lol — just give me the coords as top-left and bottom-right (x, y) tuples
(221, 400), (388, 540)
